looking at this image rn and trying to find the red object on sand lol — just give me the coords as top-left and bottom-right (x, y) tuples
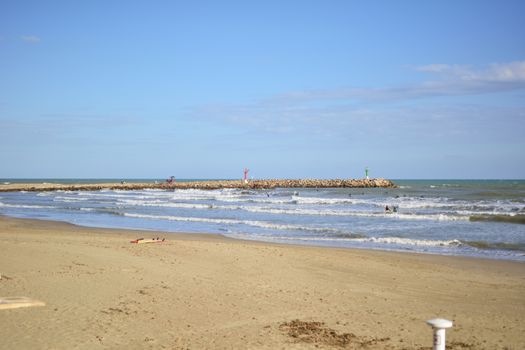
(130, 238), (165, 244)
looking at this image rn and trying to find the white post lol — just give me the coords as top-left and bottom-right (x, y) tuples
(426, 318), (453, 350)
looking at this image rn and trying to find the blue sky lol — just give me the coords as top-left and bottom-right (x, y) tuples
(1, 0), (524, 179)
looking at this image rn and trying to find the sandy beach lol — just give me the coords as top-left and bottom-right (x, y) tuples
(0, 216), (524, 349)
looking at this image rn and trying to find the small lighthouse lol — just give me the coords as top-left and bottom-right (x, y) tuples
(243, 168), (249, 183)
(365, 167), (369, 180)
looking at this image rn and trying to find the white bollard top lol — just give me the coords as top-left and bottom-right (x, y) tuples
(426, 318), (453, 329)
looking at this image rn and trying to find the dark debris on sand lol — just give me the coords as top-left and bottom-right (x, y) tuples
(279, 319), (390, 348)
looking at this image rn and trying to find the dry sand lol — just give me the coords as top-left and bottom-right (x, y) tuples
(0, 216), (524, 349)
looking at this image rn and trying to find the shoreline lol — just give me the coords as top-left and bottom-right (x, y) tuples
(1, 215), (524, 349)
(4, 214), (525, 264)
(4, 213), (524, 263)
(0, 178), (396, 192)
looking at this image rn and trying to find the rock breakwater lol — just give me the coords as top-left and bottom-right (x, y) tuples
(0, 178), (396, 192)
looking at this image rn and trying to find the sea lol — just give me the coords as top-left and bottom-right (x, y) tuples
(1, 179), (524, 261)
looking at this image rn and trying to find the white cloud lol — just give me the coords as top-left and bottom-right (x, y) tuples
(415, 64), (452, 73)
(477, 61), (525, 82)
(415, 61), (525, 83)
(266, 61), (525, 104)
(186, 99), (525, 156)
(184, 61), (525, 141)
(20, 35), (41, 43)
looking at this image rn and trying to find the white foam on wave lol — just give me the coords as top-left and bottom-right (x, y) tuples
(287, 195), (500, 213)
(239, 206), (350, 216)
(119, 198), (295, 210)
(291, 195), (354, 205)
(54, 196), (91, 202)
(353, 237), (462, 247)
(37, 192), (53, 197)
(0, 202), (57, 209)
(150, 189), (237, 202)
(118, 199), (212, 209)
(394, 213), (467, 221)
(78, 191), (160, 199)
(149, 188), (296, 204)
(244, 207), (467, 221)
(454, 209), (522, 217)
(122, 212), (339, 233)
(226, 205), (468, 221)
(114, 197), (469, 221)
(394, 198), (523, 212)
(224, 233), (463, 247)
(224, 233), (364, 243)
(220, 196), (296, 204)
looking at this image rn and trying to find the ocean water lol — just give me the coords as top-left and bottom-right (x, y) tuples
(1, 179), (524, 261)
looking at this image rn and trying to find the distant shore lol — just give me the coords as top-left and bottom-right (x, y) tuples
(0, 178), (396, 192)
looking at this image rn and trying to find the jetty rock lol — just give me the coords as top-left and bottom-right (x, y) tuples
(0, 178), (397, 192)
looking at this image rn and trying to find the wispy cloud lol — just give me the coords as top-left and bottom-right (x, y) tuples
(20, 35), (41, 43)
(265, 61), (525, 105)
(185, 61), (525, 143)
(415, 61), (525, 82)
(0, 113), (142, 143)
(189, 101), (524, 142)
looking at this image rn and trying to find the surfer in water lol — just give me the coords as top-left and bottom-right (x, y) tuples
(385, 205), (398, 213)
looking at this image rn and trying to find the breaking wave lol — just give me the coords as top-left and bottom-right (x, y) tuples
(122, 212), (341, 234)
(225, 233), (462, 247)
(112, 198), (469, 221)
(0, 202), (57, 209)
(352, 237), (462, 247)
(117, 199), (213, 209)
(54, 196), (91, 202)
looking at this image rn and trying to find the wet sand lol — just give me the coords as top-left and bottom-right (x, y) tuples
(0, 216), (524, 349)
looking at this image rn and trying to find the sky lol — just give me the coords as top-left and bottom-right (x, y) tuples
(1, 0), (524, 179)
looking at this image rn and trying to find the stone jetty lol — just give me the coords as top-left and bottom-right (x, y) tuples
(0, 178), (396, 192)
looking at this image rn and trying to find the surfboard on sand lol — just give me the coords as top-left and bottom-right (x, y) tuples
(130, 237), (165, 244)
(0, 297), (45, 310)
